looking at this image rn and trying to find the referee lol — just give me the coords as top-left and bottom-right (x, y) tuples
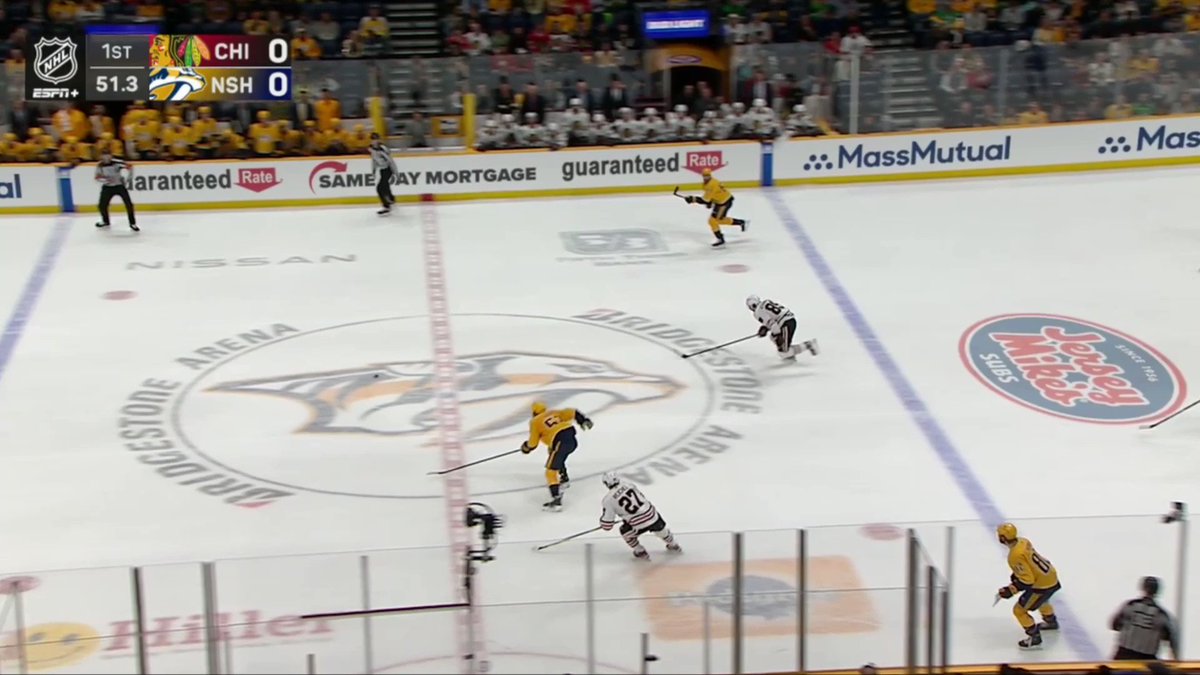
(1111, 576), (1178, 660)
(368, 132), (397, 215)
(94, 149), (138, 232)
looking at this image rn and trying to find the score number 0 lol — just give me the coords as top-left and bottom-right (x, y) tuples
(266, 38), (290, 98)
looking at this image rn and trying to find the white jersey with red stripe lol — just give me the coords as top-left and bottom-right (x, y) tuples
(600, 482), (658, 531)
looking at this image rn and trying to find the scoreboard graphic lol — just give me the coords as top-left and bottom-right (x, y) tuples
(27, 31), (292, 102)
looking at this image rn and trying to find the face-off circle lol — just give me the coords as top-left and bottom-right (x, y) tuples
(173, 314), (714, 499)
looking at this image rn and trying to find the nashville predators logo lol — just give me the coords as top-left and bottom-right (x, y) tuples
(205, 352), (682, 443)
(148, 35), (210, 101)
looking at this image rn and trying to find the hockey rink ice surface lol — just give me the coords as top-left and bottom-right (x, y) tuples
(1, 167), (1200, 674)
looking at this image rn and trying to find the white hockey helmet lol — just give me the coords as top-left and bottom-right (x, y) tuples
(569, 97), (582, 107)
(602, 471), (621, 488)
(793, 104), (807, 113)
(674, 104), (688, 114)
(732, 101), (746, 112)
(753, 97), (766, 108)
(746, 295), (761, 311)
(501, 114), (515, 124)
(548, 122), (559, 131)
(644, 107), (658, 117)
(524, 111), (538, 122)
(703, 110), (716, 119)
(592, 112), (607, 123)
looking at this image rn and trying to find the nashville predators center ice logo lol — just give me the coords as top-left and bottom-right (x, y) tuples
(148, 35), (210, 101)
(32, 37), (78, 85)
(150, 313), (757, 504)
(960, 314), (1186, 424)
(206, 352), (681, 442)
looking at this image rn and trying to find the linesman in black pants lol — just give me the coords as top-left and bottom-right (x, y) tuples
(1111, 576), (1178, 660)
(95, 149), (138, 232)
(368, 132), (397, 215)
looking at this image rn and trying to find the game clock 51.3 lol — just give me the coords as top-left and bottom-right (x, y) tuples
(89, 72), (145, 101)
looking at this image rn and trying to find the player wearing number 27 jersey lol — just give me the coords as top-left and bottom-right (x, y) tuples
(996, 522), (1060, 649)
(599, 472), (681, 560)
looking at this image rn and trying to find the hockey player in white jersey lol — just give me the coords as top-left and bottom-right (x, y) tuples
(746, 295), (818, 360)
(749, 98), (780, 138)
(599, 472), (681, 560)
(673, 104), (697, 140)
(642, 107), (666, 141)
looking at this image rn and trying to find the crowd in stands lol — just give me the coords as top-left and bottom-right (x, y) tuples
(0, 89), (376, 163)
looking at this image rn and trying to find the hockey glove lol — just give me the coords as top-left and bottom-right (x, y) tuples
(577, 412), (594, 430)
(685, 196), (695, 204)
(520, 442), (534, 454)
(997, 585), (1015, 599)
(757, 325), (770, 338)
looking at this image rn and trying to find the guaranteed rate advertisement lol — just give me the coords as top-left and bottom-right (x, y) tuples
(69, 142), (761, 208)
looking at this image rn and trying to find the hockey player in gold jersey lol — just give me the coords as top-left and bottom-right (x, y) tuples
(996, 522), (1060, 649)
(684, 168), (748, 248)
(521, 401), (593, 511)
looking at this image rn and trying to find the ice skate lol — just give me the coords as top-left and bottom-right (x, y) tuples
(805, 339), (819, 356)
(1018, 632), (1042, 649)
(129, 223), (140, 232)
(95, 221), (109, 228)
(1038, 616), (1059, 631)
(666, 542), (682, 553)
(633, 547), (650, 561)
(542, 497), (562, 512)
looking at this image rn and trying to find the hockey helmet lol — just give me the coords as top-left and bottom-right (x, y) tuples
(644, 107), (657, 117)
(674, 104), (688, 114)
(531, 401), (547, 416)
(602, 471), (621, 488)
(753, 98), (766, 108)
(746, 295), (761, 311)
(996, 522), (1018, 544)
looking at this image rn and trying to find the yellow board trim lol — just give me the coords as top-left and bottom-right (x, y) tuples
(431, 180), (759, 203)
(0, 206), (62, 215)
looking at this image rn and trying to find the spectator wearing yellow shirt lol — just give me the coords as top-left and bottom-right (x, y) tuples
(909, 0), (936, 16)
(490, 0), (513, 13)
(277, 120), (303, 154)
(94, 132), (124, 160)
(191, 107), (220, 159)
(58, 136), (92, 165)
(303, 120), (327, 154)
(26, 128), (57, 163)
(160, 116), (194, 160)
(0, 133), (19, 162)
(359, 6), (390, 40)
(48, 0), (79, 22)
(216, 129), (248, 159)
(323, 119), (348, 154)
(545, 10), (578, 34)
(120, 102), (147, 141)
(1187, 7), (1200, 30)
(1106, 94), (1134, 119)
(1129, 50), (1160, 79)
(951, 0), (974, 13)
(347, 124), (373, 152)
(248, 110), (282, 157)
(292, 28), (322, 60)
(1017, 101), (1049, 125)
(244, 11), (270, 36)
(314, 90), (342, 132)
(138, 0), (164, 19)
(53, 103), (88, 143)
(131, 118), (160, 160)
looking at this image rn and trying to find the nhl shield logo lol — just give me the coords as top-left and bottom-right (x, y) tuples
(33, 37), (78, 85)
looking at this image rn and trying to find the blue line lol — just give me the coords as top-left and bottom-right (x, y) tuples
(764, 190), (1101, 661)
(0, 221), (72, 385)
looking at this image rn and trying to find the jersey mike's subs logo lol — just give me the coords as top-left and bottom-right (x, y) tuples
(206, 351), (679, 442)
(960, 314), (1185, 424)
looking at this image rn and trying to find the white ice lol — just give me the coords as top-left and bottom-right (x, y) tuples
(0, 168), (1199, 673)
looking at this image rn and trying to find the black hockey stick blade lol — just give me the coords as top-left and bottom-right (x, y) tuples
(681, 333), (758, 359)
(1140, 398), (1200, 430)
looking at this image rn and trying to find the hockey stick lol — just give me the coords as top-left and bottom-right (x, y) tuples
(427, 449), (521, 475)
(533, 526), (603, 552)
(992, 593), (1002, 607)
(1140, 398), (1200, 430)
(681, 333), (759, 359)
